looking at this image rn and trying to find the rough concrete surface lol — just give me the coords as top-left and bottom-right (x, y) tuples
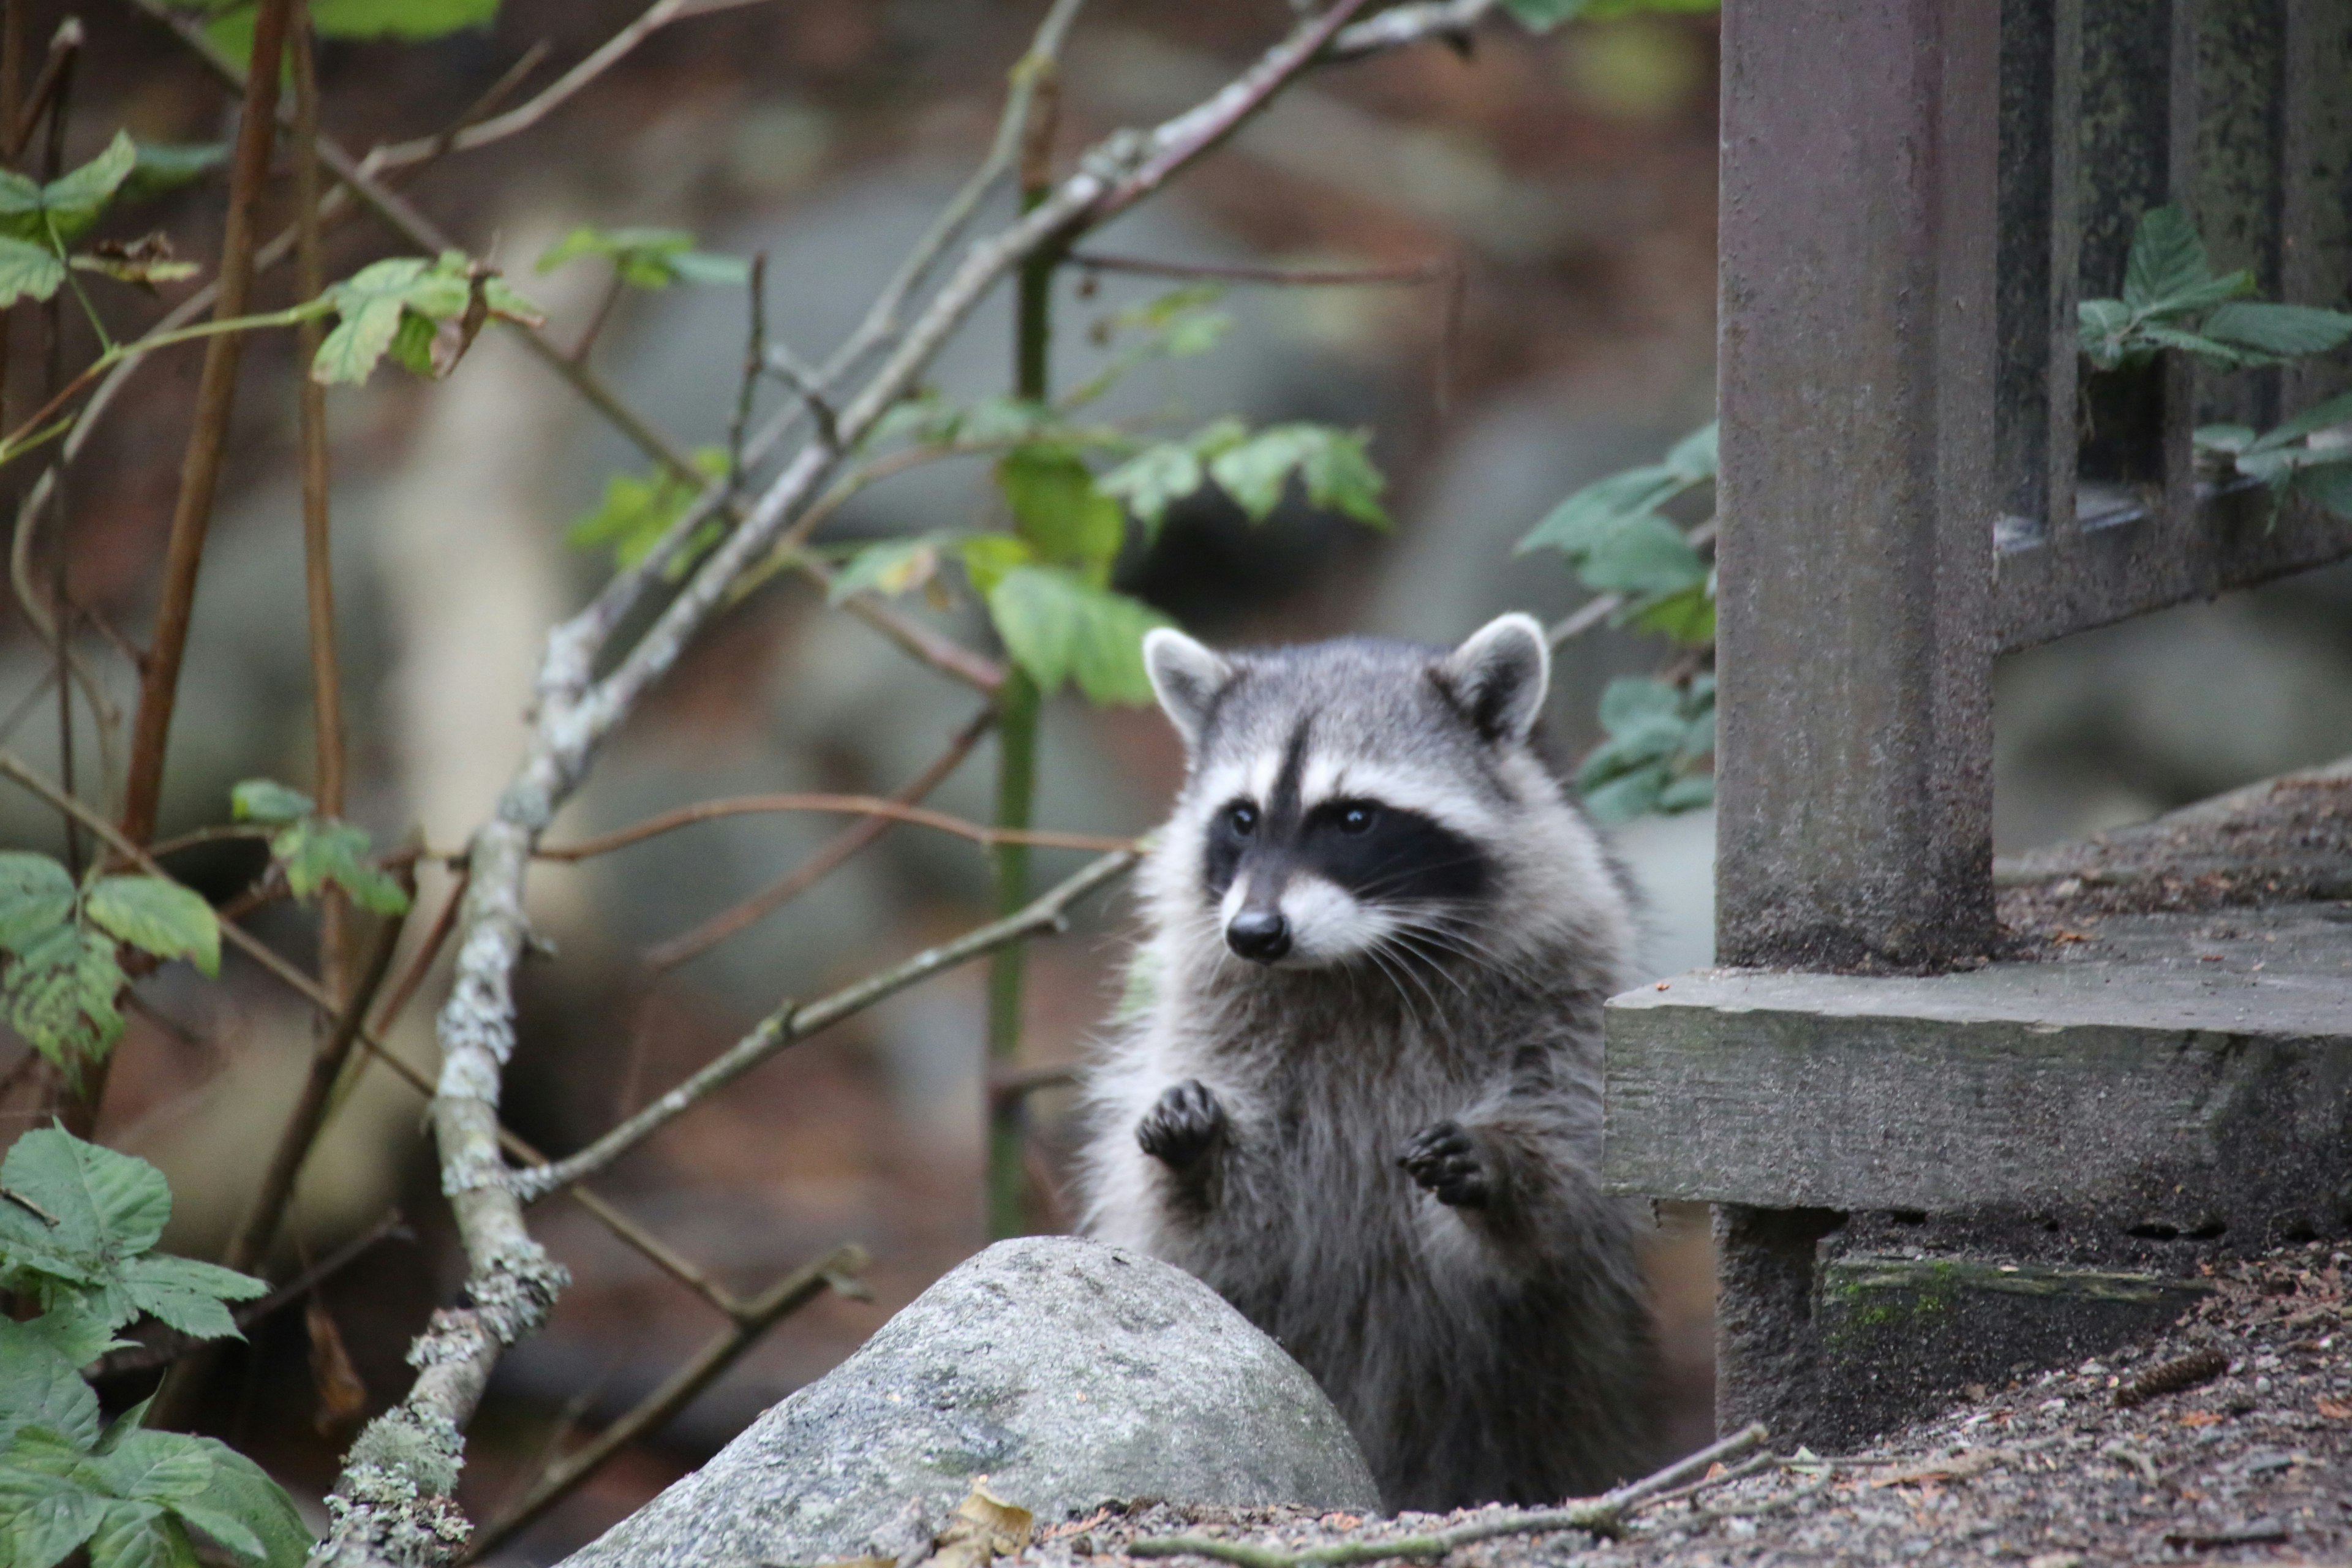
(557, 1237), (1378, 1568)
(1020, 1245), (2349, 1566)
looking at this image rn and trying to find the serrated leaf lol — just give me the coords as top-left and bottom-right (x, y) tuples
(187, 1441), (311, 1568)
(2250, 389), (2352, 452)
(0, 1128), (170, 1268)
(0, 1303), (120, 1373)
(1517, 462), (1691, 556)
(829, 537), (946, 604)
(998, 448), (1125, 581)
(0, 851), (75, 952)
(84, 878), (219, 979)
(270, 820), (409, 916)
(229, 779), (313, 824)
(2122, 205), (2211, 311)
(1576, 512), (1707, 598)
(118, 1256), (263, 1343)
(2136, 323), (2260, 368)
(0, 1330), (102, 1447)
(94, 1432), (214, 1505)
(1207, 424), (1389, 527)
(2202, 301), (2352, 360)
(311, 293), (407, 385)
(1099, 442), (1203, 533)
(37, 134), (138, 244)
(0, 1482), (108, 1568)
(985, 566), (1171, 705)
(565, 448), (729, 576)
(3, 925), (127, 1074)
(0, 235), (67, 307)
(87, 1499), (194, 1568)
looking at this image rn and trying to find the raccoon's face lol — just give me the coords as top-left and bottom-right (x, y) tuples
(1142, 614), (1554, 970)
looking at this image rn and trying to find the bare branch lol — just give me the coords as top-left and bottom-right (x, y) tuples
(510, 848), (1137, 1204)
(537, 791), (1136, 863)
(644, 708), (993, 973)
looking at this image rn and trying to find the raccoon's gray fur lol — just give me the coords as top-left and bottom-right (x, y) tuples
(1077, 612), (1657, 1512)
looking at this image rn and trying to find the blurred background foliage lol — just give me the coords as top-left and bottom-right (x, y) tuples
(0, 0), (2346, 1560)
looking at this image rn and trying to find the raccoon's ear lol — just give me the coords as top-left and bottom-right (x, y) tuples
(1142, 627), (1232, 747)
(1441, 612), (1550, 744)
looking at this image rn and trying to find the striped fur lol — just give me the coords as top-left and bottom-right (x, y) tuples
(1078, 614), (1659, 1510)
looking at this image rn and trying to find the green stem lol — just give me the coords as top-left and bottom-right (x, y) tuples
(986, 106), (1061, 1238)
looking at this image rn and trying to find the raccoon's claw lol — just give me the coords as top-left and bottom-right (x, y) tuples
(1138, 1079), (1226, 1169)
(1400, 1120), (1491, 1208)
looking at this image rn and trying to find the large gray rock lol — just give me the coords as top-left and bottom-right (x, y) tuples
(559, 1237), (1380, 1568)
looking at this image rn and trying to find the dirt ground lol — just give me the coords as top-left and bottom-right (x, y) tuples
(1017, 1244), (2351, 1567)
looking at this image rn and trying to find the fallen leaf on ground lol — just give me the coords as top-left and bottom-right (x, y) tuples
(2316, 1396), (2352, 1420)
(2177, 1410), (2226, 1428)
(931, 1481), (1034, 1568)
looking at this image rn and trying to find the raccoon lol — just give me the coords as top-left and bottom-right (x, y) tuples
(1077, 612), (1657, 1511)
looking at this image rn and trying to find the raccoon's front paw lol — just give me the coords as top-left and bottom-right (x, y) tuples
(1137, 1079), (1226, 1170)
(1399, 1120), (1491, 1208)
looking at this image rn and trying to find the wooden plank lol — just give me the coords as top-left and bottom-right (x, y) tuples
(1714, 0), (2000, 970)
(1601, 915), (2352, 1225)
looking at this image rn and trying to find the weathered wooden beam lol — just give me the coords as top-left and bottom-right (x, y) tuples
(1714, 0), (2001, 971)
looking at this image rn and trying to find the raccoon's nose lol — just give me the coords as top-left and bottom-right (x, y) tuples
(1226, 908), (1291, 962)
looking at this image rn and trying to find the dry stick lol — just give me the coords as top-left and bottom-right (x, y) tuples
(508, 848), (1139, 1205)
(460, 1241), (870, 1562)
(118, 0), (297, 848)
(1131, 1425), (1771, 1568)
(4, 13), (72, 160)
(145, 899), (409, 1430)
(645, 707), (994, 973)
(292, 13), (351, 1004)
(538, 791), (1136, 863)
(34, 18), (79, 890)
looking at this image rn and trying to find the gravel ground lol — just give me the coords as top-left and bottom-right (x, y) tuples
(1016, 1246), (2351, 1568)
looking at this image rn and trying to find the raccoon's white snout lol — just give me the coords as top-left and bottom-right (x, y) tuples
(1221, 872), (1388, 968)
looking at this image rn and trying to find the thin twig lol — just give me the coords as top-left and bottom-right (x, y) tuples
(644, 707), (993, 973)
(728, 254), (770, 477)
(459, 1242), (870, 1562)
(1129, 1425), (1771, 1566)
(118, 0), (299, 847)
(510, 848), (1137, 1203)
(538, 791), (1136, 862)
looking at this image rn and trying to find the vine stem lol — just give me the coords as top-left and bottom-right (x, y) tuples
(117, 0), (300, 849)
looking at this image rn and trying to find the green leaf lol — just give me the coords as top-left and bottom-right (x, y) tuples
(1597, 674), (1682, 736)
(0, 1480), (108, 1568)
(957, 533), (1034, 595)
(1099, 442), (1203, 533)
(116, 1256), (263, 1343)
(0, 851), (75, 952)
(0, 1302), (121, 1373)
(2136, 322), (2261, 368)
(87, 1500), (195, 1568)
(1661, 420), (1718, 481)
(309, 0), (501, 39)
(2076, 296), (2135, 369)
(2195, 423), (2258, 456)
(1575, 512), (1707, 598)
(1517, 463), (1691, 556)
(998, 448), (1125, 581)
(984, 566), (1172, 705)
(311, 255), (479, 385)
(185, 1441), (311, 1568)
(0, 1331), (102, 1448)
(1629, 581), (1716, 644)
(1207, 424), (1389, 527)
(1580, 764), (1667, 824)
(229, 779), (314, 824)
(828, 536), (946, 604)
(270, 820), (409, 916)
(2301, 461), (2352, 519)
(2201, 301), (2352, 361)
(2121, 205), (2212, 311)
(2250, 390), (2352, 452)
(0, 235), (67, 307)
(564, 448), (729, 575)
(93, 1432), (213, 1506)
(83, 879), (219, 979)
(1656, 772), (1716, 812)
(38, 134), (138, 244)
(122, 143), (227, 203)
(536, 225), (745, 288)
(0, 1127), (171, 1270)
(3, 925), (127, 1073)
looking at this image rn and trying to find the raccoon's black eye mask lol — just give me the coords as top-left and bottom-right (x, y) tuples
(1201, 794), (1490, 907)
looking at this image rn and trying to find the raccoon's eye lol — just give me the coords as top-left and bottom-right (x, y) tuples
(1338, 804), (1377, 835)
(1226, 802), (1259, 836)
